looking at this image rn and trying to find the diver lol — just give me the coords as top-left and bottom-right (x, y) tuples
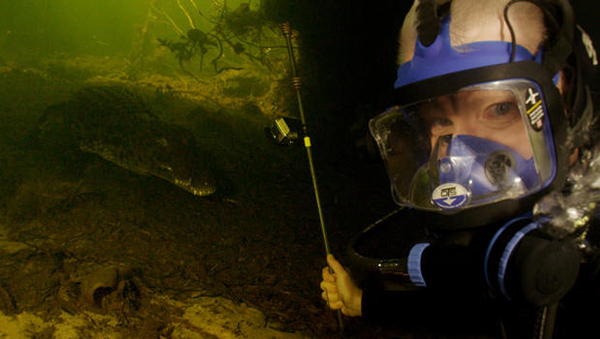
(319, 0), (599, 338)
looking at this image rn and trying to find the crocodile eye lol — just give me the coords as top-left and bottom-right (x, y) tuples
(156, 138), (169, 147)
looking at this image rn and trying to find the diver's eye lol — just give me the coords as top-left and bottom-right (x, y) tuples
(494, 102), (515, 116)
(481, 101), (520, 128)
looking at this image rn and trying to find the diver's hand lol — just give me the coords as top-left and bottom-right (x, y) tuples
(320, 254), (363, 317)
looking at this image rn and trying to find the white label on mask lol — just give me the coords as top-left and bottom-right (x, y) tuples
(432, 183), (469, 209)
(525, 87), (544, 132)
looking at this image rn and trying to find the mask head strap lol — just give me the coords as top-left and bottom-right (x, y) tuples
(395, 14), (544, 88)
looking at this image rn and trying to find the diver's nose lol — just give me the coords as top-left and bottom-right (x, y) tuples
(450, 115), (478, 137)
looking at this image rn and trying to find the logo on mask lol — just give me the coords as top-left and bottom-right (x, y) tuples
(432, 183), (469, 209)
(525, 87), (544, 131)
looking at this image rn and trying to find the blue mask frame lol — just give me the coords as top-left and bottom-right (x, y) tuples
(395, 14), (550, 88)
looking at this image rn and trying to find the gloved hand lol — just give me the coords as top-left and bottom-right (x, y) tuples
(320, 254), (363, 317)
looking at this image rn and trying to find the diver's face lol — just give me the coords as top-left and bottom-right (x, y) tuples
(420, 89), (533, 159)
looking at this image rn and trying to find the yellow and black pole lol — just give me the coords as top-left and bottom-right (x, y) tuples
(281, 22), (344, 332)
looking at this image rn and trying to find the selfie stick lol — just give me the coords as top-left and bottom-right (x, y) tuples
(281, 22), (344, 331)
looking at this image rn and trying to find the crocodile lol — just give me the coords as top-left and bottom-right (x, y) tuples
(40, 85), (216, 196)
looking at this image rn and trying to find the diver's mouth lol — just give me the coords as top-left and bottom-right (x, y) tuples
(174, 178), (216, 196)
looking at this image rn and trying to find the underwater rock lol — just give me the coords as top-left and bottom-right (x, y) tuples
(39, 85), (216, 196)
(76, 265), (134, 308)
(80, 266), (119, 306)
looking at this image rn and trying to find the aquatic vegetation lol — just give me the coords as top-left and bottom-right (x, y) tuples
(158, 25), (216, 65)
(148, 0), (283, 79)
(208, 2), (285, 71)
(157, 27), (220, 81)
(125, 2), (295, 116)
(153, 0), (222, 80)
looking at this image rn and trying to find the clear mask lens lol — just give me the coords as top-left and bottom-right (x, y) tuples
(369, 79), (556, 212)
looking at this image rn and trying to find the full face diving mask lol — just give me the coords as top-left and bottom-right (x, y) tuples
(369, 15), (570, 214)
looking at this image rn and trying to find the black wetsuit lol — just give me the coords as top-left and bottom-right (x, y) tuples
(351, 212), (600, 338)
